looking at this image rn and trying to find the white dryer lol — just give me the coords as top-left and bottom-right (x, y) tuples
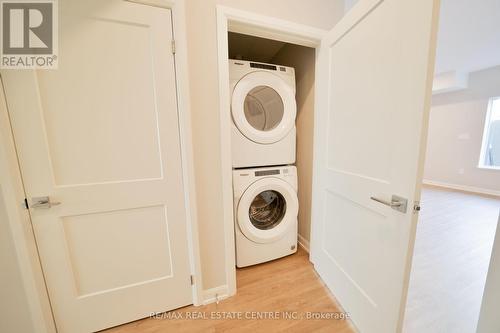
(229, 59), (296, 168)
(233, 165), (298, 267)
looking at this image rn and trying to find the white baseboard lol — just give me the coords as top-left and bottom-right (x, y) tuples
(202, 285), (230, 305)
(423, 179), (500, 197)
(298, 234), (310, 253)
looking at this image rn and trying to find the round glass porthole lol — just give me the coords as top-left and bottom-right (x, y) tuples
(248, 190), (287, 230)
(243, 86), (284, 132)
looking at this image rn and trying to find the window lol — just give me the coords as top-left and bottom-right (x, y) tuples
(479, 97), (500, 169)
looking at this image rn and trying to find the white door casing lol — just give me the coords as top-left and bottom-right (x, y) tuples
(2, 1), (192, 332)
(310, 0), (440, 332)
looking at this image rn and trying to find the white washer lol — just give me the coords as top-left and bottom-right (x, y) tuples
(233, 165), (298, 267)
(230, 59), (296, 168)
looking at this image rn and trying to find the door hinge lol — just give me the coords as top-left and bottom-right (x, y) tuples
(413, 201), (421, 213)
(24, 198), (29, 209)
(171, 40), (176, 54)
(190, 275), (194, 285)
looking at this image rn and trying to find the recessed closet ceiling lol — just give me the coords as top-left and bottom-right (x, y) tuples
(228, 32), (286, 63)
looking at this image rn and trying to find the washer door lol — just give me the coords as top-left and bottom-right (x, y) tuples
(237, 177), (298, 244)
(232, 71), (296, 144)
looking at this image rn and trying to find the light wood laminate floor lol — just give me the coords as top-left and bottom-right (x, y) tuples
(403, 186), (500, 333)
(104, 248), (356, 333)
(105, 186), (499, 333)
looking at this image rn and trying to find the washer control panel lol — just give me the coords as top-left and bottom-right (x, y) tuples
(255, 169), (280, 176)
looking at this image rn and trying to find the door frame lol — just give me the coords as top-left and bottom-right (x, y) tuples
(0, 1), (203, 332)
(215, 5), (327, 296)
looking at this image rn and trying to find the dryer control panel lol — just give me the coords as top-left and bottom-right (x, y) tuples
(230, 59), (295, 77)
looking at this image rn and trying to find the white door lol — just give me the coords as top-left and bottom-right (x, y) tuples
(1, 1), (192, 332)
(310, 0), (440, 332)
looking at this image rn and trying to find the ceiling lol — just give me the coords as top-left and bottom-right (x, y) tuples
(434, 0), (500, 74)
(345, 0), (500, 74)
(229, 1), (500, 74)
(228, 32), (286, 63)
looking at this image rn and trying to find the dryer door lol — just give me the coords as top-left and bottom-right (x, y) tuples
(237, 177), (298, 244)
(232, 71), (296, 144)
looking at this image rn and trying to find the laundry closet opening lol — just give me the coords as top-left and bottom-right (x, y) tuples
(227, 31), (316, 262)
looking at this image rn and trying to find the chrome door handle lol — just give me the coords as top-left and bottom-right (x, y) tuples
(31, 196), (61, 209)
(370, 197), (402, 207)
(370, 195), (408, 213)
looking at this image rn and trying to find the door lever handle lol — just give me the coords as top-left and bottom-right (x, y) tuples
(370, 197), (402, 207)
(370, 195), (408, 213)
(31, 196), (61, 209)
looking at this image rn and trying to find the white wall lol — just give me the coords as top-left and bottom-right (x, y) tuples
(184, 0), (345, 290)
(477, 217), (500, 333)
(271, 44), (316, 246)
(424, 66), (500, 194)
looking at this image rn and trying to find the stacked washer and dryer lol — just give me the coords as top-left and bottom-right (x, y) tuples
(230, 59), (299, 268)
